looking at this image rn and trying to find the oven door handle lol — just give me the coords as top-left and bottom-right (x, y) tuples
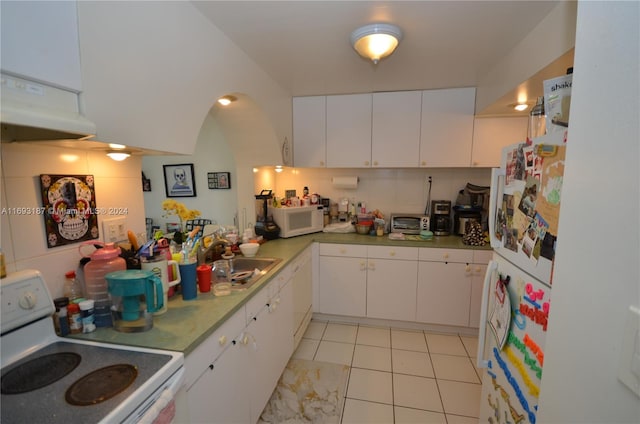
(136, 368), (185, 424)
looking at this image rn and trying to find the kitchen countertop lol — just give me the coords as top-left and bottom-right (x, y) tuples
(70, 233), (489, 354)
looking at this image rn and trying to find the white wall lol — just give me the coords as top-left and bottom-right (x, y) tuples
(255, 166), (491, 225)
(538, 1), (640, 421)
(142, 112), (238, 231)
(77, 1), (291, 157)
(0, 144), (145, 298)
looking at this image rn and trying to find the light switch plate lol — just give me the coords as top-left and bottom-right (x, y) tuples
(618, 305), (640, 398)
(102, 217), (127, 242)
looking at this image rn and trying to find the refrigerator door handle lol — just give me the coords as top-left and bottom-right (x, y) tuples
(488, 168), (505, 249)
(477, 259), (498, 369)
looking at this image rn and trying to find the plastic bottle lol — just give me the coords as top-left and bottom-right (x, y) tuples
(68, 303), (82, 334)
(64, 270), (83, 302)
(79, 241), (126, 327)
(53, 297), (70, 336)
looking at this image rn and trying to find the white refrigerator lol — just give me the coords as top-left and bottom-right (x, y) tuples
(477, 132), (566, 423)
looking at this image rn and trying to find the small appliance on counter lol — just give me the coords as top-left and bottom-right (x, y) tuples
(106, 269), (164, 332)
(453, 206), (482, 236)
(254, 190), (280, 240)
(389, 213), (430, 235)
(430, 200), (451, 236)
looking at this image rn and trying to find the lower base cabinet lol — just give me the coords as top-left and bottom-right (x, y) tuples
(186, 340), (250, 424)
(417, 261), (471, 327)
(186, 275), (294, 424)
(245, 281), (294, 423)
(318, 255), (367, 316)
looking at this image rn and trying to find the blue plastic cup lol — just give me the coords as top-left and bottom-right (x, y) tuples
(179, 262), (198, 300)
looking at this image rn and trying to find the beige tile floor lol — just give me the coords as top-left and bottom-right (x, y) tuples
(292, 320), (482, 424)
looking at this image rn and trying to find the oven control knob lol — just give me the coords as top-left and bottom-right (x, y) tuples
(19, 291), (37, 309)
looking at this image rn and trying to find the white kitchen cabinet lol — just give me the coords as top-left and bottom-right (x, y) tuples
(1, 1), (83, 91)
(185, 309), (248, 423)
(187, 340), (250, 424)
(293, 96), (326, 167)
(243, 278), (294, 423)
(291, 246), (313, 348)
(371, 91), (422, 167)
(366, 246), (419, 321)
(326, 94), (372, 167)
(471, 116), (528, 167)
(416, 248), (474, 327)
(468, 250), (492, 327)
(318, 244), (367, 316)
(419, 87), (476, 167)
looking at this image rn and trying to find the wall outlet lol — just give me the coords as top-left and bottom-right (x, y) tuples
(102, 217), (127, 242)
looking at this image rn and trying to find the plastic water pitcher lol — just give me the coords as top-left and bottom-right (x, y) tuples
(79, 241), (126, 327)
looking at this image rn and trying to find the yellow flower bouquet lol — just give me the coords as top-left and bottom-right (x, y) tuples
(162, 199), (201, 243)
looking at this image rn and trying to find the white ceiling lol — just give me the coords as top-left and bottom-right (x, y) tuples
(192, 0), (561, 108)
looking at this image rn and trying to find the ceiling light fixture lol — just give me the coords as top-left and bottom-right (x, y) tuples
(217, 95), (237, 106)
(106, 150), (131, 161)
(350, 23), (403, 64)
(514, 103), (529, 112)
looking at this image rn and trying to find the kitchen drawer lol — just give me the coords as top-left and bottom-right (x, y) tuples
(184, 308), (246, 389)
(419, 247), (473, 263)
(473, 250), (493, 264)
(319, 243), (367, 258)
(367, 245), (418, 261)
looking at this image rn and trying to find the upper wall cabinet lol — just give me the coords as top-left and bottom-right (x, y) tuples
(419, 87), (476, 167)
(1, 1), (82, 91)
(372, 91), (422, 167)
(326, 94), (372, 167)
(471, 116), (528, 167)
(293, 96), (326, 167)
(292, 88), (476, 168)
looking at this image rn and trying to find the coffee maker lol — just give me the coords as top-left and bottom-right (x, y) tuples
(431, 200), (451, 236)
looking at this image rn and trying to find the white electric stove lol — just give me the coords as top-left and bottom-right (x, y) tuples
(0, 269), (184, 424)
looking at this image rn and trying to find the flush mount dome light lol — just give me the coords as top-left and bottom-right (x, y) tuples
(106, 150), (131, 161)
(217, 95), (237, 106)
(351, 23), (403, 64)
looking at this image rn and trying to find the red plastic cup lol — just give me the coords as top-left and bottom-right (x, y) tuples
(196, 264), (212, 293)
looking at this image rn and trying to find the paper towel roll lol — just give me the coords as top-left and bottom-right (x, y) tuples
(332, 176), (359, 189)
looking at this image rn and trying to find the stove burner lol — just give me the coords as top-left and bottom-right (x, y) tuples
(65, 364), (138, 406)
(1, 352), (81, 395)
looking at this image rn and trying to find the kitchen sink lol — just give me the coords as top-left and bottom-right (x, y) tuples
(209, 256), (281, 291)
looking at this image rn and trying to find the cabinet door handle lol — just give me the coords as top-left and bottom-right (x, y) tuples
(218, 335), (227, 346)
(389, 250), (396, 257)
(368, 261), (376, 271)
(209, 364), (214, 370)
(359, 260), (367, 271)
(373, 160), (378, 166)
(364, 160), (370, 166)
(340, 248), (347, 254)
(320, 161), (325, 166)
(443, 253), (449, 259)
(421, 160), (427, 166)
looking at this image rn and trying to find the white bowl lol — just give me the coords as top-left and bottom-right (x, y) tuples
(239, 242), (260, 257)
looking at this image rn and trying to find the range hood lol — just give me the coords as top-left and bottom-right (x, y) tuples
(1, 72), (96, 142)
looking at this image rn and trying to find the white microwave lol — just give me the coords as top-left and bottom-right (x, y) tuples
(269, 205), (324, 238)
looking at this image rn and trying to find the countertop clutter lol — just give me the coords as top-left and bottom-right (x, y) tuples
(70, 233), (489, 354)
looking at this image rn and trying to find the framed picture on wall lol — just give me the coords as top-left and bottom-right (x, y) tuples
(163, 164), (196, 197)
(207, 172), (231, 189)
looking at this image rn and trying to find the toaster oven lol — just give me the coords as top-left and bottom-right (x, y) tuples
(390, 213), (430, 234)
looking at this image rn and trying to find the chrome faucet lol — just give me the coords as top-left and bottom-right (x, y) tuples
(197, 234), (230, 265)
